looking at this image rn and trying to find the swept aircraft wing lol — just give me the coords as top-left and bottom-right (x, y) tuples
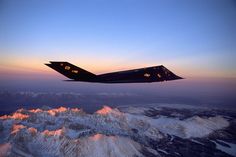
(45, 61), (183, 83)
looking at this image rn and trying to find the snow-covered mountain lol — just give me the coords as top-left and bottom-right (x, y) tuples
(0, 105), (235, 157)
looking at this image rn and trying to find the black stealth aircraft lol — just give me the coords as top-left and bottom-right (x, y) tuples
(45, 61), (183, 83)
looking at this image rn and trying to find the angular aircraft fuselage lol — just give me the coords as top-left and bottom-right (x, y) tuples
(45, 61), (183, 83)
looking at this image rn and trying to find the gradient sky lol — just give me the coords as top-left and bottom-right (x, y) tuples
(0, 0), (236, 80)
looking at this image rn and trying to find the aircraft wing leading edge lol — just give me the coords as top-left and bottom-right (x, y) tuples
(45, 61), (183, 83)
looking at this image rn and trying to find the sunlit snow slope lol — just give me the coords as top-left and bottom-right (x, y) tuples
(0, 105), (234, 157)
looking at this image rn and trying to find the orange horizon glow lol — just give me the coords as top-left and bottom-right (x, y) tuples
(1, 55), (236, 79)
(1, 64), (235, 80)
